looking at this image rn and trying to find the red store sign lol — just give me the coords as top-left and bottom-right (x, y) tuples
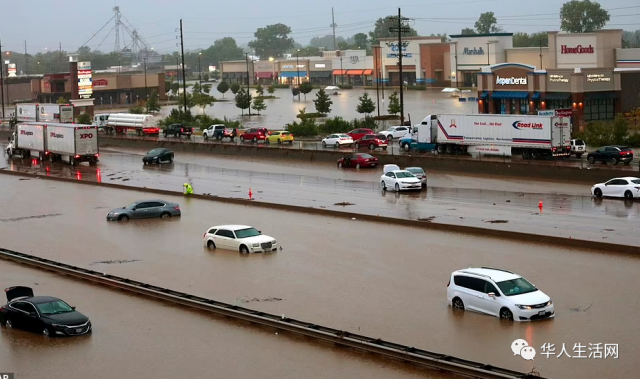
(93, 79), (108, 87)
(560, 45), (594, 54)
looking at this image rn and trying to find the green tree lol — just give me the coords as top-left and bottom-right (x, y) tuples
(369, 16), (418, 46)
(299, 81), (313, 101)
(353, 33), (369, 49)
(178, 92), (195, 110)
(171, 82), (180, 95)
(165, 81), (171, 92)
(267, 85), (275, 94)
(146, 91), (161, 113)
(309, 35), (346, 50)
(612, 116), (629, 145)
(235, 89), (252, 115)
(388, 92), (400, 115)
(356, 93), (375, 115)
(192, 84), (215, 115)
(475, 12), (501, 34)
(460, 28), (476, 35)
(560, 0), (610, 33)
(217, 81), (230, 98)
(256, 84), (264, 96)
(291, 87), (301, 99)
(197, 37), (245, 69)
(230, 83), (241, 94)
(252, 97), (267, 115)
(313, 88), (332, 115)
(129, 106), (145, 114)
(77, 113), (92, 125)
(623, 30), (640, 48)
(57, 96), (68, 104)
(248, 23), (295, 59)
(294, 46), (321, 56)
(513, 32), (549, 47)
(202, 73), (209, 81)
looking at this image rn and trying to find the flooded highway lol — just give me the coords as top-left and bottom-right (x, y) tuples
(0, 260), (454, 379)
(4, 145), (640, 245)
(0, 174), (637, 378)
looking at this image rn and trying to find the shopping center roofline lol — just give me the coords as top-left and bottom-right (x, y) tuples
(480, 62), (537, 73)
(449, 32), (513, 38)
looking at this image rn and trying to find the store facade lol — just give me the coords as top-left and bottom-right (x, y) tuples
(254, 61), (277, 85)
(278, 59), (308, 85)
(449, 33), (513, 87)
(377, 37), (443, 85)
(220, 60), (254, 85)
(309, 60), (333, 85)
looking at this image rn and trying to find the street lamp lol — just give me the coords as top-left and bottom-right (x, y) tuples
(198, 52), (202, 86)
(143, 57), (148, 102)
(269, 57), (274, 84)
(296, 49), (300, 101)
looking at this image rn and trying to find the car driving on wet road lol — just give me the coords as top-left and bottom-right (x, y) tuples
(380, 169), (422, 191)
(203, 225), (278, 253)
(106, 199), (181, 221)
(447, 267), (554, 322)
(0, 286), (92, 337)
(143, 148), (174, 165)
(591, 177), (640, 200)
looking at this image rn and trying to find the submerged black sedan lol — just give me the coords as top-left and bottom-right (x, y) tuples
(0, 286), (91, 337)
(143, 148), (174, 165)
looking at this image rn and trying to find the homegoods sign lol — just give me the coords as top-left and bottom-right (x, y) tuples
(561, 45), (594, 54)
(496, 76), (527, 85)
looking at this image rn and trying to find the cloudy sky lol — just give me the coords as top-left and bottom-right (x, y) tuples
(1, 0), (638, 54)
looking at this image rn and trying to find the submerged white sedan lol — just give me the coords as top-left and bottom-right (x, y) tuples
(591, 177), (640, 200)
(381, 170), (423, 191)
(203, 225), (278, 253)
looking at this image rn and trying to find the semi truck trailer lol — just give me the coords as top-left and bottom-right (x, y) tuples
(16, 103), (74, 123)
(104, 113), (160, 136)
(400, 114), (571, 159)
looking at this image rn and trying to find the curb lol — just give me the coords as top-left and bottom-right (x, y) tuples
(2, 169), (637, 255)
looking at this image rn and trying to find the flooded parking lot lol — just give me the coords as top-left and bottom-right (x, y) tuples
(0, 174), (637, 378)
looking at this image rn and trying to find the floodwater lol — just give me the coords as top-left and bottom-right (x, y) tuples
(157, 87), (479, 129)
(4, 146), (640, 245)
(0, 174), (637, 379)
(0, 261), (453, 379)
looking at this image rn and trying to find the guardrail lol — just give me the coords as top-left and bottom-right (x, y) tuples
(0, 247), (545, 379)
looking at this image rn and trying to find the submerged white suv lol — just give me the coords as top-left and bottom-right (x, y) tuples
(446, 267), (554, 322)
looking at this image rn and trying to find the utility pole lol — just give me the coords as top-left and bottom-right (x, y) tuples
(388, 8), (409, 126)
(296, 50), (300, 101)
(376, 68), (380, 118)
(539, 38), (543, 70)
(245, 52), (251, 115)
(331, 8), (337, 51)
(198, 52), (202, 86)
(143, 57), (148, 102)
(0, 37), (5, 119)
(179, 19), (187, 115)
(58, 42), (62, 72)
(24, 41), (28, 75)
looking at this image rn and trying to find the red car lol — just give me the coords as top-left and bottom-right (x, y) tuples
(240, 127), (270, 142)
(337, 153), (379, 169)
(347, 128), (374, 141)
(354, 134), (388, 150)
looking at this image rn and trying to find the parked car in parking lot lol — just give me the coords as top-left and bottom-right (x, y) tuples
(240, 127), (269, 142)
(377, 126), (410, 141)
(347, 128), (374, 141)
(591, 177), (640, 200)
(354, 134), (388, 150)
(380, 169), (422, 191)
(142, 148), (174, 165)
(587, 145), (633, 165)
(337, 153), (379, 169)
(447, 267), (554, 322)
(322, 134), (353, 148)
(267, 131), (294, 145)
(570, 139), (586, 158)
(106, 199), (181, 221)
(203, 225), (278, 253)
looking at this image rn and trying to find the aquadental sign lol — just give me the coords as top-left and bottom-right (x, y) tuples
(496, 76), (527, 85)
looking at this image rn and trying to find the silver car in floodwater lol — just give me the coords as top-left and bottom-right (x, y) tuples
(106, 200), (181, 221)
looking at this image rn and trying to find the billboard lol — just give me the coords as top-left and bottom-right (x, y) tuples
(78, 61), (93, 99)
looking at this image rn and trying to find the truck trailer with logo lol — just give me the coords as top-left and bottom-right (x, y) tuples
(104, 113), (160, 136)
(45, 123), (99, 165)
(6, 122), (99, 165)
(16, 103), (74, 123)
(399, 114), (571, 158)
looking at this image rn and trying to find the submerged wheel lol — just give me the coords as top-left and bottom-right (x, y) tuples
(118, 215), (130, 221)
(594, 188), (603, 198)
(500, 308), (514, 320)
(160, 212), (171, 218)
(240, 245), (250, 254)
(452, 297), (464, 310)
(207, 240), (216, 249)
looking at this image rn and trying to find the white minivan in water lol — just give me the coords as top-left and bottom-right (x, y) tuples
(446, 267), (554, 322)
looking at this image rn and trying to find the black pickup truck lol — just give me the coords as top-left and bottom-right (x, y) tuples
(163, 124), (193, 138)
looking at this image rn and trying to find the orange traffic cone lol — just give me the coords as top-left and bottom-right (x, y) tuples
(538, 199), (543, 213)
(249, 188), (253, 199)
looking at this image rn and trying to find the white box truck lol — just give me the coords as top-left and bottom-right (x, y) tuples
(46, 123), (99, 166)
(5, 123), (47, 159)
(104, 113), (160, 136)
(400, 113), (571, 159)
(16, 103), (74, 123)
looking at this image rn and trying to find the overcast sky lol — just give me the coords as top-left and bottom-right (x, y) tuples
(1, 0), (638, 54)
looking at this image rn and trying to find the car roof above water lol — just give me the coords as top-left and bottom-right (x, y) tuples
(209, 225), (254, 231)
(453, 267), (521, 282)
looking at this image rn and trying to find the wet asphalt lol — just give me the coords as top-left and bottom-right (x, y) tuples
(0, 175), (637, 379)
(3, 145), (639, 246)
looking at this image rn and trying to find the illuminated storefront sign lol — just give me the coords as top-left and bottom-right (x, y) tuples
(496, 76), (527, 85)
(586, 73), (611, 82)
(549, 74), (569, 83)
(77, 61), (93, 99)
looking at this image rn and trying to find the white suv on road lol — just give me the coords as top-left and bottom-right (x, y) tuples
(377, 126), (410, 141)
(446, 267), (554, 322)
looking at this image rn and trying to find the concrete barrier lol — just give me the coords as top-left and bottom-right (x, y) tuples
(98, 135), (638, 184)
(1, 169), (637, 254)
